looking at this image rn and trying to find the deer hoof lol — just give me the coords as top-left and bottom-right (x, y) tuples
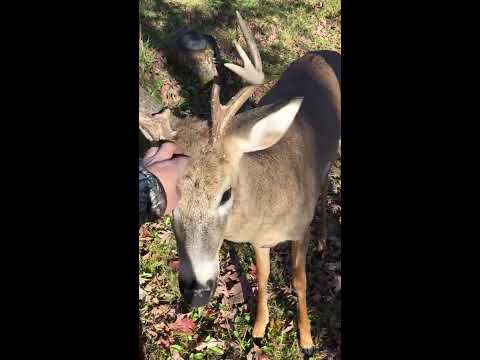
(302, 347), (315, 357)
(253, 337), (263, 347)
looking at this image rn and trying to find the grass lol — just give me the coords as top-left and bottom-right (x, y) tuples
(139, 0), (340, 108)
(139, 1), (341, 359)
(140, 206), (341, 359)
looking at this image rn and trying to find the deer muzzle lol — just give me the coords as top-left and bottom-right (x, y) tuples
(179, 278), (216, 307)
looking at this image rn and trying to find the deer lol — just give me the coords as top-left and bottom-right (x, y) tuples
(139, 11), (340, 356)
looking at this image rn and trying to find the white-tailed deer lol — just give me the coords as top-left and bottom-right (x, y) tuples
(139, 11), (340, 355)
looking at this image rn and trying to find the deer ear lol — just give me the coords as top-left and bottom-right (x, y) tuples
(229, 97), (303, 153)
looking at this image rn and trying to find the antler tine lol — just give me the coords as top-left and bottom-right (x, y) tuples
(211, 11), (264, 143)
(235, 10), (262, 73)
(210, 80), (223, 141)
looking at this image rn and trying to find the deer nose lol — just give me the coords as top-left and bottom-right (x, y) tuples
(179, 279), (215, 307)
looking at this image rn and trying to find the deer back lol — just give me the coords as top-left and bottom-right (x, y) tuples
(224, 52), (341, 245)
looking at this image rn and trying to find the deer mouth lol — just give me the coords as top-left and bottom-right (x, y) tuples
(179, 279), (217, 308)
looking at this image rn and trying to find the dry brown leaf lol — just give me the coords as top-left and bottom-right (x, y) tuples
(151, 305), (171, 318)
(169, 314), (196, 335)
(153, 323), (166, 332)
(221, 308), (237, 320)
(315, 20), (328, 36)
(169, 260), (180, 271)
(226, 282), (244, 305)
(157, 336), (171, 348)
(282, 321), (294, 334)
(139, 225), (151, 238)
(247, 344), (270, 360)
(171, 349), (183, 360)
(195, 339), (225, 351)
(219, 322), (231, 330)
(215, 277), (229, 297)
(227, 271), (240, 282)
(225, 264), (236, 272)
(146, 329), (158, 339)
(166, 307), (177, 319)
(160, 83), (170, 101)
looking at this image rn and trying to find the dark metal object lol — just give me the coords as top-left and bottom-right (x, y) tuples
(170, 29), (218, 85)
(177, 30), (208, 51)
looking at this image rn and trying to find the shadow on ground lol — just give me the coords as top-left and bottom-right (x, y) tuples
(140, 0), (340, 118)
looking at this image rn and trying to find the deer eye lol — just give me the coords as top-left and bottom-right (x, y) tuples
(220, 188), (232, 206)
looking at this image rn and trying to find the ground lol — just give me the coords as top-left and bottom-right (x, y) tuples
(139, 1), (341, 359)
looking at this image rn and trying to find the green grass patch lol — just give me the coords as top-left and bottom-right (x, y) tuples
(140, 0), (340, 104)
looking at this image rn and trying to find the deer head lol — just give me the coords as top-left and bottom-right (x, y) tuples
(139, 11), (303, 307)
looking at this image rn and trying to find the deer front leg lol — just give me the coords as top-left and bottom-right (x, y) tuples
(252, 246), (270, 339)
(292, 235), (314, 355)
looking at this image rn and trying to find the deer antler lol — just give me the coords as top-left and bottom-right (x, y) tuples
(139, 85), (177, 142)
(211, 11), (264, 143)
(139, 109), (177, 142)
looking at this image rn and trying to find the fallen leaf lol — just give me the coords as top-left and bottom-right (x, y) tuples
(169, 260), (180, 271)
(195, 339), (225, 351)
(139, 226), (151, 238)
(160, 83), (171, 102)
(171, 349), (183, 360)
(221, 308), (237, 320)
(146, 329), (158, 339)
(226, 264), (236, 272)
(169, 314), (196, 335)
(227, 271), (240, 282)
(226, 282), (244, 305)
(157, 336), (171, 348)
(153, 323), (166, 332)
(151, 305), (171, 318)
(249, 263), (257, 276)
(219, 322), (231, 330)
(314, 20), (328, 36)
(167, 307), (177, 319)
(282, 321), (294, 334)
(247, 344), (270, 360)
(215, 277), (229, 297)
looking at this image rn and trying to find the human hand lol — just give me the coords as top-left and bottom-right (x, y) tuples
(143, 143), (190, 214)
